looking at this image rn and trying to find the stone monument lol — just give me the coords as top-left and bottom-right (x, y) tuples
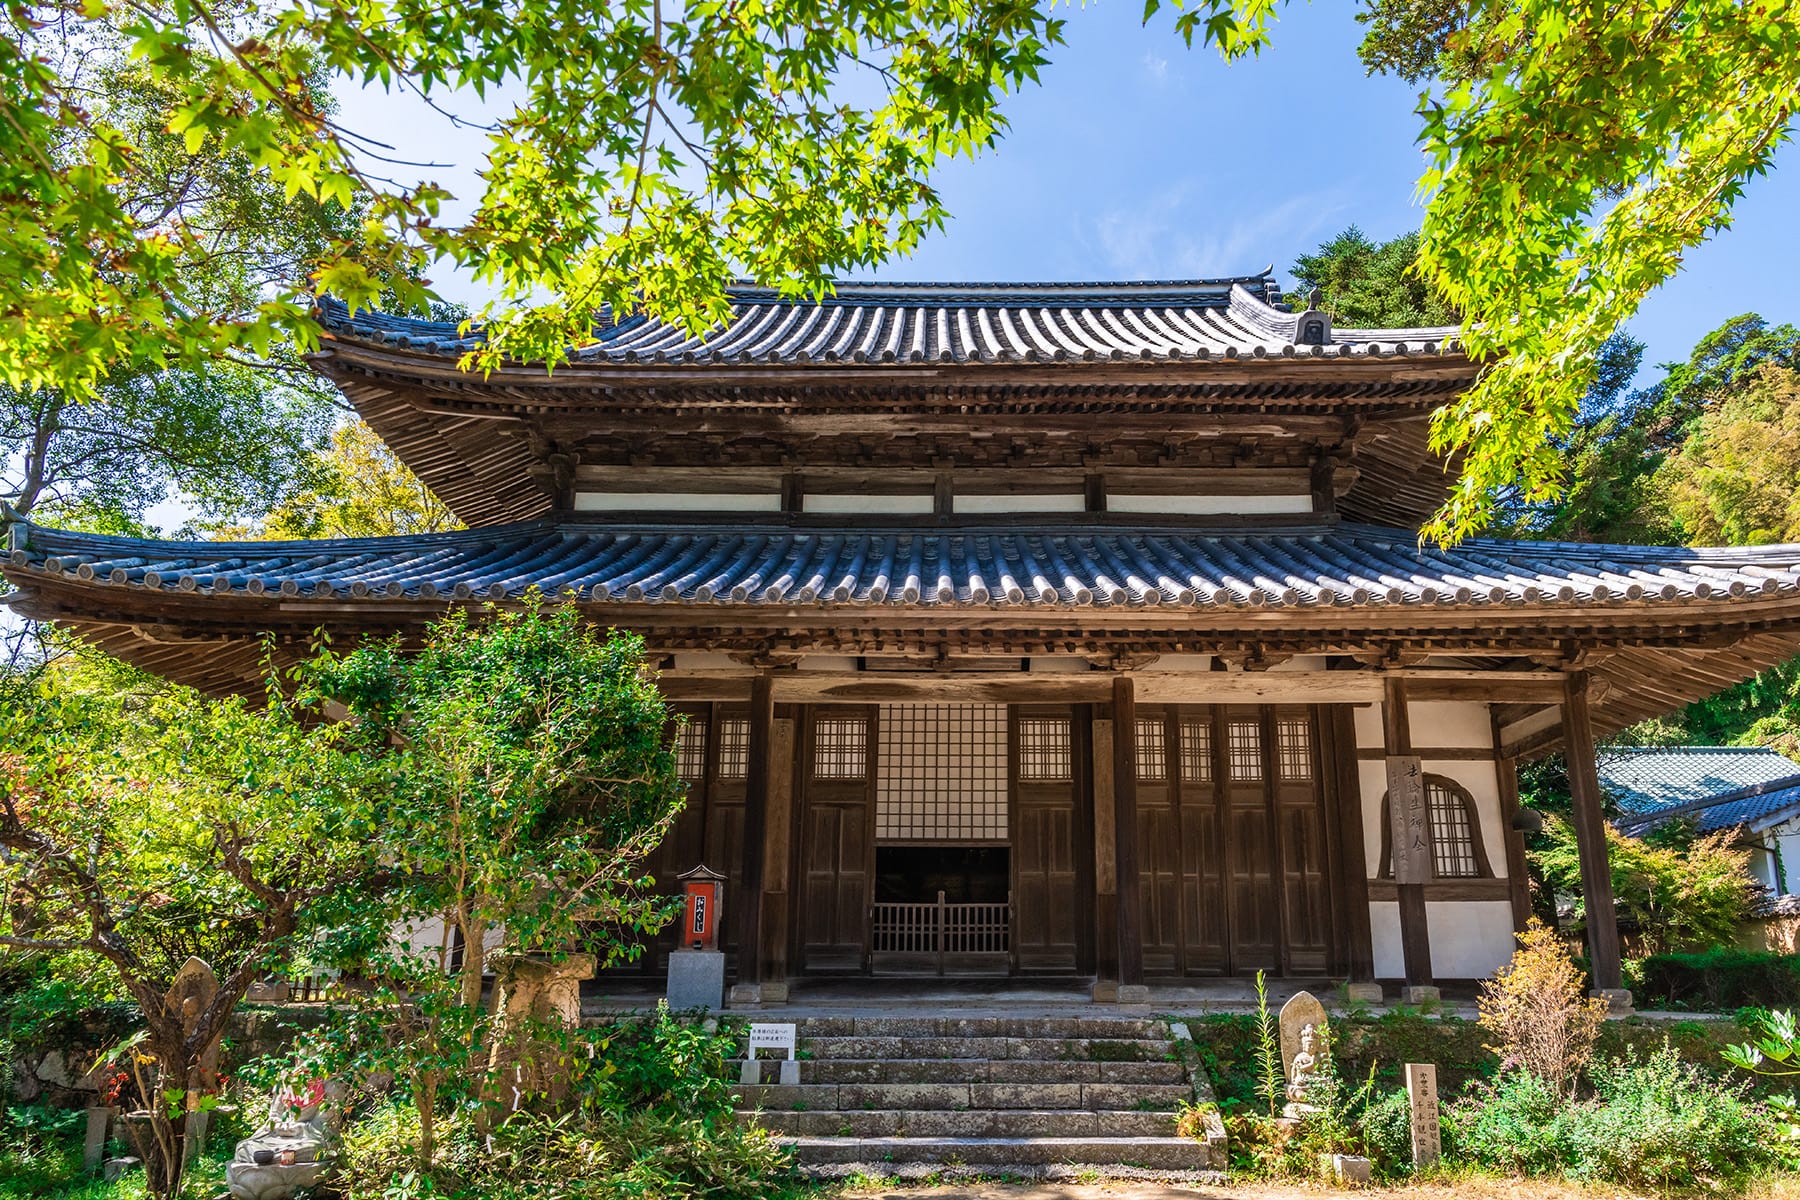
(225, 1080), (342, 1200)
(1278, 990), (1331, 1118)
(669, 864), (727, 1011)
(485, 952), (597, 1113)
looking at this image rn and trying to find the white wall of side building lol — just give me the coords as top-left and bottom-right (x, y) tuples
(1354, 699), (1520, 980)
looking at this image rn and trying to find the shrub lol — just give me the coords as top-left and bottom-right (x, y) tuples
(1445, 1069), (1572, 1176)
(1355, 1088), (1415, 1176)
(578, 1007), (742, 1120)
(1567, 1044), (1779, 1188)
(1478, 919), (1607, 1096)
(1635, 948), (1800, 1010)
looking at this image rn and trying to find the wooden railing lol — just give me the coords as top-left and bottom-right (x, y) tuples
(871, 892), (1010, 974)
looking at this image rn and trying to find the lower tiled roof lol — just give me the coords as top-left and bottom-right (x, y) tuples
(1601, 746), (1800, 834)
(10, 516), (1800, 611)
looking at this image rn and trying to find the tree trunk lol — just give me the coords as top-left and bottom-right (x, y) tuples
(414, 1069), (438, 1167)
(459, 912), (486, 1009)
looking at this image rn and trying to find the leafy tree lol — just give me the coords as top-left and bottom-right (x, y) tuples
(1532, 818), (1756, 956)
(8, 0), (1794, 548)
(1288, 226), (1458, 329)
(220, 419), (464, 540)
(1661, 363), (1800, 545)
(0, 40), (356, 534)
(0, 657), (369, 1198)
(301, 601), (685, 1164)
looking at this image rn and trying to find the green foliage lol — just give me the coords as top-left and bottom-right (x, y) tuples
(241, 419), (463, 540)
(1532, 817), (1756, 955)
(578, 1008), (743, 1120)
(1355, 1087), (1417, 1177)
(1251, 970), (1282, 1119)
(1443, 1070), (1570, 1176)
(1568, 1045), (1780, 1187)
(1288, 226), (1458, 329)
(1637, 950), (1800, 1012)
(1662, 362), (1800, 545)
(1414, 3), (1800, 542)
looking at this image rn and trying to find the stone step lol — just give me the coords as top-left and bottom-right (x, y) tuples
(737, 1080), (1193, 1113)
(793, 1057), (1186, 1085)
(800, 1035), (1172, 1061)
(754, 1107), (1180, 1139)
(778, 1134), (1214, 1170)
(790, 1016), (1169, 1040)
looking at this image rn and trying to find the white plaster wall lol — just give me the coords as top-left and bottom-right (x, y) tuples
(1351, 700), (1492, 749)
(574, 491), (781, 512)
(953, 493), (1085, 513)
(1354, 701), (1506, 880)
(1371, 901), (1518, 979)
(1107, 493), (1313, 514)
(1778, 828), (1800, 895)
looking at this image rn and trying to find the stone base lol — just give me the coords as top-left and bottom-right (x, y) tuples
(1399, 985), (1440, 1006)
(759, 981), (790, 1004)
(226, 1159), (331, 1200)
(1322, 1153), (1372, 1186)
(1591, 987), (1635, 1015)
(667, 950), (726, 1012)
(727, 982), (764, 1006)
(1345, 982), (1384, 1004)
(1090, 980), (1118, 1002)
(1114, 984), (1151, 1005)
(103, 1158), (139, 1183)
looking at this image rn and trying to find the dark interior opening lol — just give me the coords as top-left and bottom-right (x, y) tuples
(875, 845), (1010, 904)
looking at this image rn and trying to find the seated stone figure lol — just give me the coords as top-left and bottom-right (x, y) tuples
(1282, 1022), (1325, 1118)
(226, 1079), (341, 1200)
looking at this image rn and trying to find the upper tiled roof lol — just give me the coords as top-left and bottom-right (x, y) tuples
(1600, 746), (1800, 834)
(317, 277), (1463, 366)
(11, 516), (1800, 611)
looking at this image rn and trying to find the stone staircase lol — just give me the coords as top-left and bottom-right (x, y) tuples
(735, 1014), (1227, 1178)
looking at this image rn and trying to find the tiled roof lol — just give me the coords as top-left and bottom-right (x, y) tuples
(1600, 746), (1800, 834)
(317, 278), (1463, 366)
(12, 516), (1800, 611)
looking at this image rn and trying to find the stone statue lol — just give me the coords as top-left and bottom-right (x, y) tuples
(225, 1079), (342, 1200)
(1278, 990), (1331, 1118)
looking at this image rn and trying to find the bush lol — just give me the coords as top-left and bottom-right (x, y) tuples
(1635, 948), (1800, 1010)
(579, 1007), (742, 1120)
(1445, 1070), (1572, 1176)
(1356, 1088), (1415, 1176)
(1478, 919), (1606, 1097)
(1566, 1044), (1780, 1188)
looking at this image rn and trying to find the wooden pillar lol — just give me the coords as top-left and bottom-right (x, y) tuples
(735, 673), (774, 991)
(1112, 676), (1145, 990)
(1329, 706), (1376, 982)
(1563, 672), (1624, 994)
(759, 712), (797, 998)
(1383, 677), (1434, 989)
(1092, 714), (1119, 984)
(1491, 708), (1533, 934)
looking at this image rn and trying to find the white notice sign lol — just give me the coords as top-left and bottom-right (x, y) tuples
(747, 1022), (797, 1060)
(1405, 1062), (1441, 1167)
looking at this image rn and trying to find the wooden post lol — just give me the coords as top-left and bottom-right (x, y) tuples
(760, 713), (796, 1000)
(1491, 708), (1533, 934)
(1563, 672), (1625, 999)
(1092, 714), (1119, 988)
(1329, 706), (1376, 985)
(735, 673), (774, 993)
(1112, 675), (1145, 993)
(1383, 678), (1434, 992)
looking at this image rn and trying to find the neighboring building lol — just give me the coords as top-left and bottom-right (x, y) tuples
(8, 274), (1800, 1004)
(1601, 745), (1800, 896)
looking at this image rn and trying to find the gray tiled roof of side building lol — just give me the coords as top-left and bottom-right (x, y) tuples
(314, 277), (1463, 365)
(1600, 745), (1800, 834)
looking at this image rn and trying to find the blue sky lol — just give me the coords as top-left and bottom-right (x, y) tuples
(346, 3), (1798, 375)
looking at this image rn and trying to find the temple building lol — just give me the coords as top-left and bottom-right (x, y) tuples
(10, 274), (1800, 1005)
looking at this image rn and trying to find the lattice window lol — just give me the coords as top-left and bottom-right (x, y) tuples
(1276, 717), (1314, 781)
(1017, 717), (1073, 782)
(1227, 718), (1263, 780)
(1428, 779), (1481, 878)
(813, 715), (868, 779)
(1179, 717), (1214, 783)
(675, 718), (708, 781)
(716, 717), (749, 780)
(876, 704), (1007, 840)
(1135, 716), (1167, 781)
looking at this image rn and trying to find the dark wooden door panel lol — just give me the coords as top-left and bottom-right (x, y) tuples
(1227, 801), (1279, 969)
(1178, 790), (1227, 975)
(798, 706), (875, 973)
(1280, 799), (1331, 973)
(1138, 802), (1183, 974)
(1014, 799), (1078, 971)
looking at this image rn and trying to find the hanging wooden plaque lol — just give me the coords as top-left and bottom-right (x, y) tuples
(1387, 754), (1431, 884)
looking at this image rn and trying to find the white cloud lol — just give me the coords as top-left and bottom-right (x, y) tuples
(1085, 183), (1353, 282)
(1141, 52), (1169, 85)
